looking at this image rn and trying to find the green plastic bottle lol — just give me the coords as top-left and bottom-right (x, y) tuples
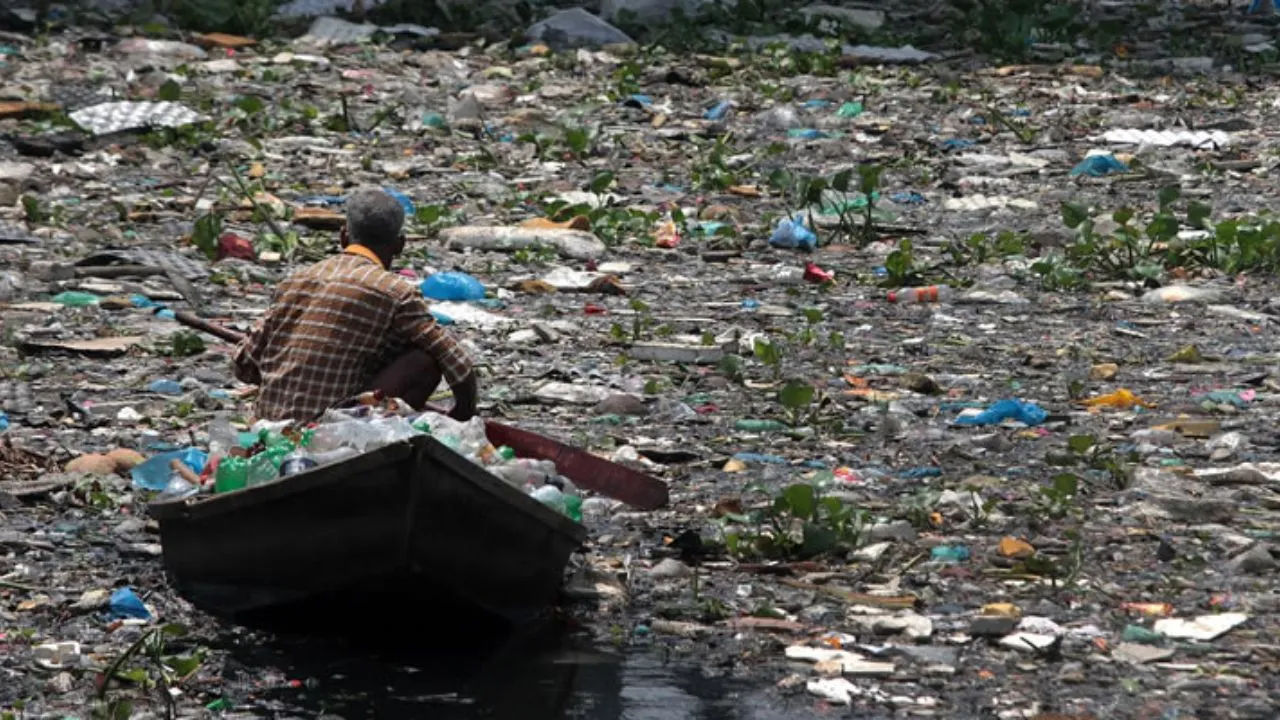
(215, 457), (248, 493)
(564, 494), (583, 523)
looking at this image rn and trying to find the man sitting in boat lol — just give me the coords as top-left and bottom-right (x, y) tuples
(232, 186), (478, 422)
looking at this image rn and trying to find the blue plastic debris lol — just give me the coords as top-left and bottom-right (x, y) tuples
(741, 298), (761, 310)
(421, 272), (486, 301)
(704, 100), (733, 120)
(768, 214), (817, 250)
(732, 452), (789, 465)
(1248, 0), (1275, 14)
(931, 545), (971, 563)
(941, 138), (975, 150)
(0, 411), (8, 432)
(298, 195), (346, 206)
(804, 99), (832, 109)
(787, 128), (833, 140)
(954, 399), (1048, 427)
(381, 187), (415, 216)
(624, 94), (653, 107)
(422, 112), (447, 128)
(1070, 154), (1129, 177)
(890, 191), (927, 205)
(131, 448), (208, 492)
(900, 467), (942, 479)
(431, 309), (455, 325)
(147, 379), (183, 395)
(109, 587), (151, 621)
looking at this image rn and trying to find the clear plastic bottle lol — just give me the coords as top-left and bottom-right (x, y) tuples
(530, 484), (567, 515)
(490, 458), (559, 489)
(279, 447), (319, 477)
(246, 453), (278, 487)
(886, 285), (951, 303)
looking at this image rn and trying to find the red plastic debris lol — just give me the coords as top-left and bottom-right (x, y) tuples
(217, 232), (257, 262)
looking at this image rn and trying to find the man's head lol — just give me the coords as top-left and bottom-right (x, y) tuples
(342, 186), (406, 261)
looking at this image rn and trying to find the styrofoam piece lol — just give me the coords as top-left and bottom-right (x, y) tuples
(69, 101), (208, 136)
(1096, 129), (1232, 148)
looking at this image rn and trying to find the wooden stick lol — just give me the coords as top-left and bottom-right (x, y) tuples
(173, 311), (244, 344)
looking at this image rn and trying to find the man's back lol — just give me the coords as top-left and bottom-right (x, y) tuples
(236, 253), (419, 420)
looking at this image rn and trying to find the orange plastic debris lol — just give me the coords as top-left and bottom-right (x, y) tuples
(997, 536), (1036, 559)
(518, 216), (591, 231)
(1120, 602), (1173, 617)
(1079, 388), (1152, 410)
(195, 33), (257, 48)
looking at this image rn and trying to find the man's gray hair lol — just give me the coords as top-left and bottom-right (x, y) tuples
(345, 186), (405, 248)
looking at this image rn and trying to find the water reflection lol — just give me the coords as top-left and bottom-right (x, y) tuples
(220, 619), (809, 720)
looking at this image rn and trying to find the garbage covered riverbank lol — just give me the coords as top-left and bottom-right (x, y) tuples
(2, 2), (1280, 718)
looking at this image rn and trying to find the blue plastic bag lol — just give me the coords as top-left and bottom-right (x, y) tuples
(148, 379), (183, 395)
(1070, 154), (1128, 177)
(0, 411), (8, 432)
(421, 272), (486, 301)
(131, 448), (208, 492)
(768, 214), (817, 250)
(380, 187), (415, 216)
(704, 100), (733, 120)
(108, 587), (151, 620)
(954, 399), (1047, 427)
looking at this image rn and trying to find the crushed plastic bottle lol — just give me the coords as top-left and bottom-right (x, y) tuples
(887, 285), (952, 303)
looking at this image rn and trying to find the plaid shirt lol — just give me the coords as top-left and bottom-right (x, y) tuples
(233, 248), (473, 421)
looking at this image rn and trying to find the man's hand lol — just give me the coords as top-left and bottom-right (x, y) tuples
(448, 373), (478, 421)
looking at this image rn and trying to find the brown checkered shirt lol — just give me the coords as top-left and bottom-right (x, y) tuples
(232, 249), (473, 421)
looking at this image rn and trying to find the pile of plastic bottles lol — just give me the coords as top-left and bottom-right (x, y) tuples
(169, 401), (583, 522)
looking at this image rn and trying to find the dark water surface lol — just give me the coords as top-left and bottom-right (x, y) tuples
(219, 621), (811, 720)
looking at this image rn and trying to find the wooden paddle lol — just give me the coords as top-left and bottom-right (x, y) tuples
(172, 311), (669, 510)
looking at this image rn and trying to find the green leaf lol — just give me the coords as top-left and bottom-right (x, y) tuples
(158, 79), (182, 102)
(1157, 185), (1181, 211)
(588, 170), (615, 194)
(800, 521), (839, 557)
(856, 164), (883, 195)
(1112, 207), (1134, 225)
(753, 338), (781, 367)
(1067, 434), (1096, 454)
(831, 169), (852, 193)
(778, 379), (815, 410)
(235, 95), (265, 114)
(629, 298), (650, 313)
(164, 653), (204, 678)
(415, 204), (443, 225)
(190, 213), (223, 262)
(161, 623), (189, 638)
(1051, 473), (1079, 498)
(1061, 201), (1090, 229)
(802, 307), (824, 324)
(1187, 201), (1212, 229)
(780, 483), (816, 520)
(1145, 215), (1179, 243)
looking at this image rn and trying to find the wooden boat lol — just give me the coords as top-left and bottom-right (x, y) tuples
(149, 435), (588, 628)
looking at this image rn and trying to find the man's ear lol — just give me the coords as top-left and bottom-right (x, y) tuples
(339, 226), (349, 248)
